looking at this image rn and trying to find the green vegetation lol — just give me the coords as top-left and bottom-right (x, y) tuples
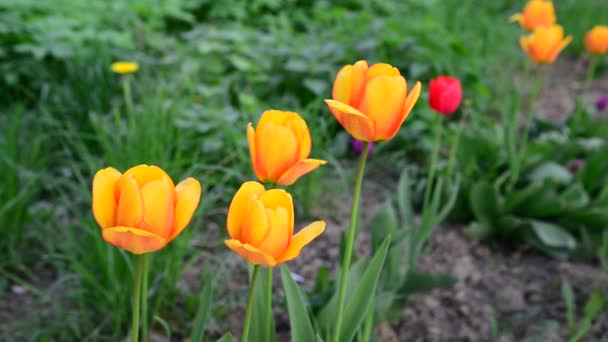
(1, 0), (607, 340)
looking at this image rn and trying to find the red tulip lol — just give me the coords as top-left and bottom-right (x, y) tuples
(429, 76), (462, 115)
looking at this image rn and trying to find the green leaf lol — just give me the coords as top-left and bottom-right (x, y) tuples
(527, 162), (572, 184)
(469, 182), (501, 225)
(399, 270), (457, 296)
(583, 290), (604, 319)
(397, 169), (415, 228)
(560, 183), (590, 209)
(339, 235), (391, 342)
(561, 280), (575, 329)
(530, 221), (576, 250)
(189, 278), (214, 342)
(280, 265), (316, 342)
(369, 201), (399, 252)
(247, 266), (275, 342)
(216, 332), (235, 342)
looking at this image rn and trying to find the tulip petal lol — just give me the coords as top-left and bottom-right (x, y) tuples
(284, 116), (312, 161)
(256, 207), (290, 258)
(116, 165), (175, 201)
(241, 199), (270, 247)
(92, 167), (122, 229)
(257, 110), (301, 128)
(169, 178), (202, 241)
(358, 75), (407, 140)
(325, 99), (375, 141)
(255, 123), (299, 182)
(332, 64), (366, 109)
(277, 159), (327, 186)
(102, 226), (167, 254)
(116, 175), (145, 228)
(365, 63), (401, 80)
(276, 221), (325, 264)
(247, 123), (263, 181)
(139, 180), (174, 238)
(225, 239), (276, 267)
(227, 181), (266, 240)
(258, 189), (294, 239)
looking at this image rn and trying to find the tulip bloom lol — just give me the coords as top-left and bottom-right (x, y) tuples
(520, 25), (572, 64)
(429, 76), (462, 115)
(597, 96), (608, 111)
(225, 181), (325, 267)
(325, 60), (421, 142)
(92, 165), (201, 254)
(247, 110), (327, 186)
(584, 26), (608, 55)
(111, 61), (139, 74)
(510, 0), (556, 31)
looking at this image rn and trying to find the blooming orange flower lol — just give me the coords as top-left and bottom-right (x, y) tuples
(510, 0), (556, 31)
(111, 61), (139, 74)
(325, 60), (421, 142)
(225, 182), (325, 267)
(247, 110), (327, 186)
(92, 165), (201, 254)
(584, 25), (608, 55)
(520, 25), (572, 64)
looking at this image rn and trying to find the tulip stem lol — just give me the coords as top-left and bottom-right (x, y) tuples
(584, 55), (597, 94)
(265, 267), (273, 340)
(242, 265), (261, 342)
(447, 107), (467, 176)
(333, 141), (369, 342)
(131, 254), (145, 342)
(140, 254), (149, 342)
(423, 115), (444, 210)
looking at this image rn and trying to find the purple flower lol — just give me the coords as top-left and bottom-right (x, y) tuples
(351, 139), (375, 156)
(596, 96), (608, 111)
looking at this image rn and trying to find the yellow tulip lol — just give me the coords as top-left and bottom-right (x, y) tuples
(111, 61), (139, 74)
(92, 165), (201, 254)
(325, 60), (421, 142)
(510, 0), (556, 31)
(585, 25), (608, 55)
(520, 25), (572, 64)
(247, 110), (327, 186)
(225, 181), (325, 267)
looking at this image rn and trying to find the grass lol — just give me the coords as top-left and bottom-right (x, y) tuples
(1, 0), (607, 340)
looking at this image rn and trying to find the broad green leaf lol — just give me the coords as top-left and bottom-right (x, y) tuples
(561, 280), (575, 329)
(469, 182), (501, 225)
(369, 201), (399, 252)
(528, 162), (572, 184)
(247, 266), (275, 342)
(280, 265), (315, 342)
(583, 290), (604, 319)
(560, 183), (590, 209)
(530, 221), (576, 250)
(397, 169), (416, 228)
(339, 235), (391, 342)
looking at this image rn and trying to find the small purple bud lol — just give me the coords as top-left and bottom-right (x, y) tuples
(596, 96), (608, 111)
(351, 139), (375, 156)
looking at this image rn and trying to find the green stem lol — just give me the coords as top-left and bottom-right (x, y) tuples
(141, 255), (150, 342)
(131, 255), (145, 342)
(122, 76), (136, 131)
(583, 55), (598, 94)
(242, 265), (261, 342)
(333, 141), (370, 342)
(265, 267), (273, 341)
(423, 115), (444, 210)
(447, 109), (467, 176)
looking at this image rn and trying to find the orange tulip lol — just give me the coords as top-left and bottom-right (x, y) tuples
(92, 165), (201, 254)
(225, 181), (325, 267)
(247, 110), (327, 186)
(510, 0), (556, 31)
(584, 25), (608, 55)
(325, 60), (421, 142)
(520, 25), (572, 64)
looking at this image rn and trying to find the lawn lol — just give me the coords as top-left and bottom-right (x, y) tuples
(1, 0), (608, 341)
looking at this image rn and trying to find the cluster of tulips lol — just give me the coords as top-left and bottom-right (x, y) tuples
(98, 55), (465, 340)
(92, 1), (608, 340)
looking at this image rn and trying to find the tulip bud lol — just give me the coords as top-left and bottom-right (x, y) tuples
(225, 182), (325, 267)
(351, 139), (375, 156)
(247, 110), (327, 186)
(92, 165), (201, 254)
(520, 25), (572, 64)
(510, 0), (556, 31)
(325, 60), (421, 142)
(429, 76), (463, 115)
(597, 96), (608, 111)
(584, 26), (608, 55)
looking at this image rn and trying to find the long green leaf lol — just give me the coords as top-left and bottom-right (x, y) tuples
(280, 265), (315, 342)
(339, 235), (391, 342)
(189, 278), (214, 342)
